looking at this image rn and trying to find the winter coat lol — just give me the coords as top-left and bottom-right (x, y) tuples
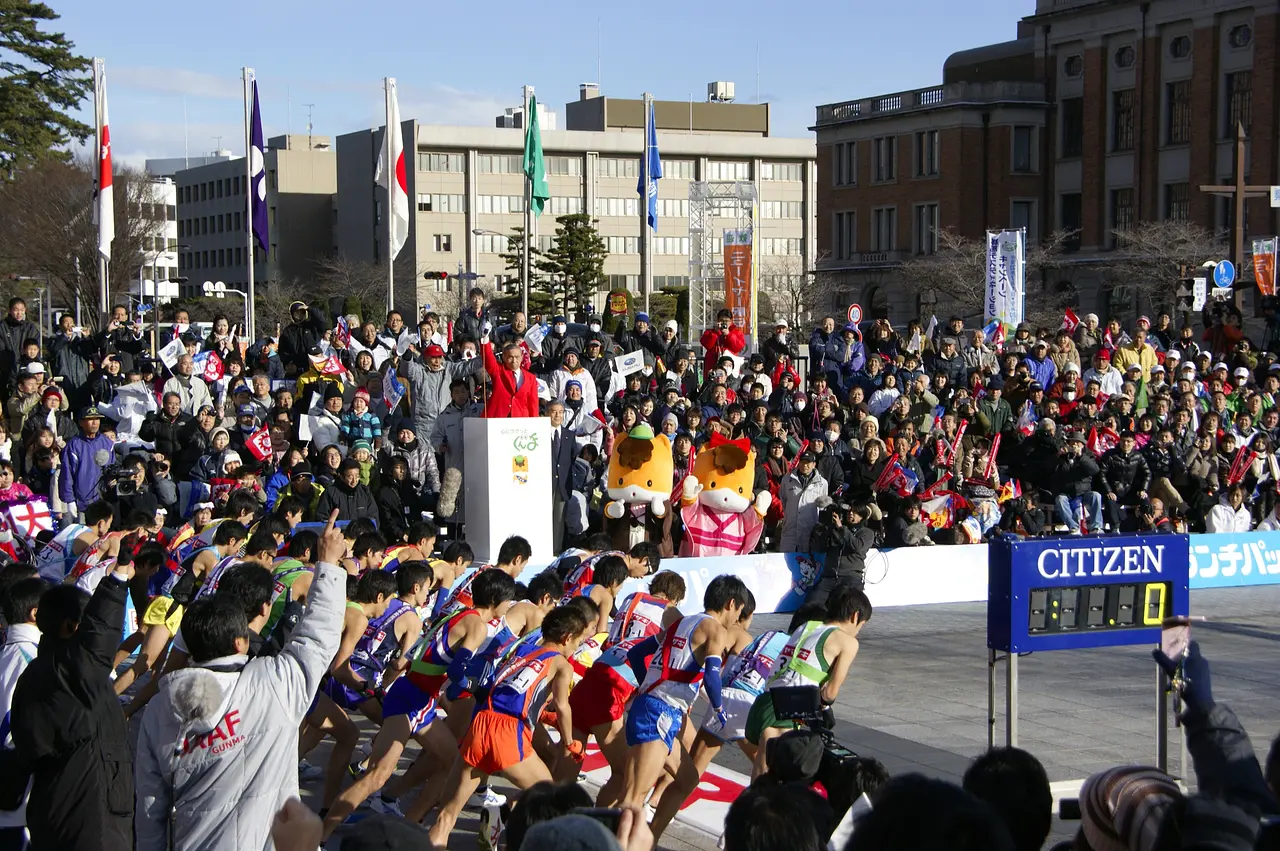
(277, 308), (328, 375)
(1053, 453), (1101, 498)
(962, 345), (997, 376)
(47, 333), (94, 407)
(382, 438), (440, 494)
(134, 563), (345, 851)
(1023, 354), (1057, 389)
(779, 470), (828, 553)
(315, 480), (379, 521)
(699, 326), (746, 373)
(400, 355), (478, 441)
(1099, 448), (1150, 499)
(59, 433), (114, 510)
(163, 374), (214, 417)
(139, 411), (192, 460)
(11, 575), (133, 851)
(376, 480), (422, 543)
(1206, 500), (1252, 533)
(825, 337), (866, 385)
(481, 342), (539, 419)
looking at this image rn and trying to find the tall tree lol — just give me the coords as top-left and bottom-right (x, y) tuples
(536, 213), (606, 318)
(1110, 220), (1226, 314)
(498, 225), (540, 293)
(759, 252), (843, 331)
(0, 1), (92, 171)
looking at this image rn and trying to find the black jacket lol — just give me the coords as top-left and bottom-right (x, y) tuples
(316, 479), (379, 521)
(1053, 452), (1101, 498)
(1099, 447), (1150, 499)
(810, 521), (876, 580)
(761, 335), (798, 372)
(376, 480), (422, 543)
(278, 306), (328, 375)
(47, 333), (94, 407)
(95, 327), (145, 374)
(11, 575), (133, 851)
(139, 410), (192, 459)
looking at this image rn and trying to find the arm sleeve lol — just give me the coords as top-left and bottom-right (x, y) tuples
(74, 574), (128, 671)
(626, 634), (661, 683)
(444, 647), (475, 700)
(703, 655), (724, 710)
(1183, 703), (1278, 816)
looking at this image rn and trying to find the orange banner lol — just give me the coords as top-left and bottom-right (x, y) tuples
(1253, 238), (1276, 297)
(723, 228), (753, 337)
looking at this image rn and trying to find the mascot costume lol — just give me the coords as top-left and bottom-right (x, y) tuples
(679, 432), (771, 557)
(603, 424), (674, 556)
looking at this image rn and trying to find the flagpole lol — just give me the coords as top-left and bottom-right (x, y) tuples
(385, 77), (396, 314)
(243, 67), (256, 340)
(641, 92), (653, 314)
(522, 85), (532, 319)
(94, 58), (109, 323)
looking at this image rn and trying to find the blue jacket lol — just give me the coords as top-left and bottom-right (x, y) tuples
(809, 329), (837, 373)
(825, 337), (866, 384)
(59, 433), (114, 508)
(1023, 354), (1057, 388)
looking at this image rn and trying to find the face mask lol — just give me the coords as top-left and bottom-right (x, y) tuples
(589, 322), (601, 332)
(826, 431), (841, 443)
(1064, 390), (1077, 401)
(555, 324), (566, 335)
(462, 350), (475, 360)
(794, 400), (806, 411)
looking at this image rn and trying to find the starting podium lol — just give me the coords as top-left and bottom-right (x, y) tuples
(986, 534), (1191, 772)
(463, 417), (553, 565)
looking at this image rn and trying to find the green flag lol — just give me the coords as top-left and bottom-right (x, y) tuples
(523, 94), (550, 216)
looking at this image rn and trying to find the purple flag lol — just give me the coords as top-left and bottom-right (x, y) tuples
(249, 80), (269, 253)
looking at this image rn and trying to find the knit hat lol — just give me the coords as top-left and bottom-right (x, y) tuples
(354, 388), (371, 402)
(351, 439), (373, 455)
(634, 312), (650, 324)
(521, 815), (622, 851)
(1079, 766), (1181, 851)
(323, 382), (343, 400)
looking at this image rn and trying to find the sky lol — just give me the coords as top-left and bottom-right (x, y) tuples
(52, 0), (1033, 166)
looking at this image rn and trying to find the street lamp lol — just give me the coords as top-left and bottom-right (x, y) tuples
(202, 280), (249, 338)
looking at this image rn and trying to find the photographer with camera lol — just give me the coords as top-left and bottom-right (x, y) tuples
(804, 501), (877, 608)
(102, 454), (160, 531)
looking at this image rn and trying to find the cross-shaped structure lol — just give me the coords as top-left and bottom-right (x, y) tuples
(1198, 122), (1271, 280)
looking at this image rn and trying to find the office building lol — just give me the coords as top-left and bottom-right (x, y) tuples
(173, 134), (336, 299)
(335, 84), (816, 319)
(145, 151), (234, 180)
(128, 177), (181, 305)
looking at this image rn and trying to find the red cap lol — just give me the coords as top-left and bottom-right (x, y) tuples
(354, 389), (370, 402)
(425, 344), (446, 358)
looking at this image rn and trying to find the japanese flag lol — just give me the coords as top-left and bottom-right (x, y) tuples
(245, 425), (272, 461)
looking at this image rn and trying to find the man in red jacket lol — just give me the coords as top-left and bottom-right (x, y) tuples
(700, 308), (747, 373)
(481, 327), (540, 418)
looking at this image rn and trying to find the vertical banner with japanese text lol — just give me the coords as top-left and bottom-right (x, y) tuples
(1252, 237), (1277, 297)
(984, 228), (1026, 331)
(723, 227), (753, 337)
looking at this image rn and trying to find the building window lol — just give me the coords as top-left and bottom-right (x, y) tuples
(595, 197), (639, 217)
(760, 162), (802, 181)
(417, 193), (465, 213)
(477, 154), (521, 174)
(1012, 126), (1034, 172)
(833, 142), (856, 186)
(913, 203), (939, 255)
(605, 236), (638, 254)
(1166, 80), (1191, 145)
(1224, 72), (1252, 136)
(477, 195), (526, 215)
(1064, 55), (1083, 77)
(544, 156), (582, 176)
(706, 160), (750, 180)
(870, 207), (896, 252)
(914, 130), (939, 177)
(1114, 45), (1135, 68)
(834, 211), (856, 260)
(653, 237), (691, 255)
(1169, 35), (1191, 59)
(872, 137), (895, 182)
(432, 234), (452, 252)
(598, 157), (638, 178)
(1111, 188), (1134, 245)
(1112, 89), (1135, 152)
(166, 204), (176, 221)
(759, 238), (801, 256)
(1061, 97), (1084, 158)
(659, 159), (694, 179)
(1165, 183), (1190, 222)
(1229, 23), (1253, 48)
(234, 211), (242, 230)
(1061, 193), (1082, 251)
(417, 152), (464, 172)
(760, 201), (802, 219)
(1011, 199), (1035, 232)
(417, 193), (431, 212)
(549, 196), (585, 216)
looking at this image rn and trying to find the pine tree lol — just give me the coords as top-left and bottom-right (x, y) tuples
(0, 1), (93, 171)
(536, 213), (607, 319)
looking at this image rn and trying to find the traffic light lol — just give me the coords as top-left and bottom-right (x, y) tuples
(423, 271), (449, 280)
(1175, 278), (1195, 313)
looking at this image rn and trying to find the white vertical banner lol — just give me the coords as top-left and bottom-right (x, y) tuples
(984, 228), (1025, 329)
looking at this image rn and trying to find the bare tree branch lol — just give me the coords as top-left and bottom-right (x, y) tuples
(759, 251), (844, 330)
(1109, 220), (1227, 312)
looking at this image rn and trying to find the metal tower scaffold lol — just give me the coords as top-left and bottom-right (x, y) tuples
(687, 180), (758, 345)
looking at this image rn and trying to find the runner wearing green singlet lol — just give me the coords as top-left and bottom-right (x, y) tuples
(744, 585), (872, 779)
(266, 530), (319, 632)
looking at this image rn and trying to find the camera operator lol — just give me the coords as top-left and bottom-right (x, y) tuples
(804, 501), (877, 608)
(103, 454), (159, 530)
(1134, 496), (1174, 533)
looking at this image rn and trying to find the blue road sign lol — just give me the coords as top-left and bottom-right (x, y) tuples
(1213, 260), (1236, 288)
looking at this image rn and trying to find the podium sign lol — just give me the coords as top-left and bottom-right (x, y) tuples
(463, 417), (553, 564)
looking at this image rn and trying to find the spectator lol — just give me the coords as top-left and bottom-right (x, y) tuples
(1207, 484), (1252, 532)
(455, 286), (489, 344)
(58, 407), (114, 524)
(962, 747), (1052, 851)
(700, 308), (746, 374)
(779, 451), (826, 553)
(1100, 430), (1150, 531)
(163, 354), (215, 416)
(1052, 430), (1103, 534)
(315, 459), (378, 521)
(278, 301), (328, 377)
(481, 333), (540, 419)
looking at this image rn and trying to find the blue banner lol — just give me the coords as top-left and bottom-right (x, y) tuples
(1189, 532), (1280, 588)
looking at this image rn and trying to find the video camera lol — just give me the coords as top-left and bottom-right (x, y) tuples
(768, 686), (866, 807)
(99, 464), (138, 497)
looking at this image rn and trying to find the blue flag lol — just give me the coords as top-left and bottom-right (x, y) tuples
(249, 79), (269, 253)
(637, 102), (662, 230)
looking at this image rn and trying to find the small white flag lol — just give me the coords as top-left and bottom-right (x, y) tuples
(613, 350), (645, 378)
(158, 337), (185, 371)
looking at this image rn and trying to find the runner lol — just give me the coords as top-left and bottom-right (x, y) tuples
(266, 530), (319, 634)
(378, 520), (438, 572)
(424, 540), (472, 619)
(561, 541), (660, 597)
(606, 570), (686, 647)
(425, 604), (593, 847)
(319, 567), (518, 840)
(438, 535), (530, 616)
(558, 553), (628, 635)
(618, 575), (748, 814)
(33, 500), (111, 582)
(745, 585), (872, 778)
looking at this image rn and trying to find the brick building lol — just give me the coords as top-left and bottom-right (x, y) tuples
(814, 0), (1280, 325)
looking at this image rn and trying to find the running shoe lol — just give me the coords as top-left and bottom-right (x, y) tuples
(298, 760), (325, 783)
(468, 786), (507, 809)
(478, 803), (506, 851)
(371, 795), (405, 818)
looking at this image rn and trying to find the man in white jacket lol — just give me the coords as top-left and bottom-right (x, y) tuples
(0, 576), (45, 848)
(134, 510), (348, 851)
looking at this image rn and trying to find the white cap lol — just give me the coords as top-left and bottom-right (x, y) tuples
(1234, 366), (1251, 378)
(222, 451), (242, 467)
(665, 320), (678, 332)
(1150, 364), (1165, 373)
(1214, 362), (1230, 371)
(1064, 362), (1081, 373)
(23, 361), (45, 375)
(1165, 349), (1182, 360)
(775, 318), (790, 329)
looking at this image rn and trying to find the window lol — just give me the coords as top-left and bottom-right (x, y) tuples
(548, 196), (583, 215)
(598, 158), (638, 178)
(234, 211), (242, 230)
(477, 154), (521, 174)
(477, 234), (510, 253)
(1114, 45), (1135, 68)
(418, 152), (464, 172)
(1011, 200), (1035, 238)
(653, 237), (690, 255)
(760, 201), (802, 219)
(417, 193), (431, 212)
(1064, 54), (1083, 77)
(1112, 89), (1135, 151)
(1061, 97), (1084, 158)
(870, 207), (896, 252)
(1164, 183), (1190, 222)
(660, 158), (694, 179)
(416, 193), (466, 213)
(545, 156), (582, 176)
(833, 142), (856, 186)
(873, 137), (895, 181)
(178, 220), (186, 238)
(761, 162), (802, 181)
(1012, 126), (1034, 172)
(1061, 193), (1082, 251)
(235, 247), (243, 265)
(268, 170), (277, 191)
(217, 215), (224, 233)
(199, 183), (207, 201)
(834, 211), (856, 260)
(914, 130), (939, 177)
(760, 238), (801, 256)
(706, 160), (750, 180)
(217, 249), (225, 266)
(1166, 80), (1191, 144)
(655, 198), (687, 218)
(596, 197), (639, 217)
(605, 236), (638, 254)
(913, 203), (939, 255)
(1170, 35), (1191, 59)
(1111, 188), (1134, 245)
(432, 234), (452, 252)
(200, 217), (208, 235)
(1229, 24), (1253, 48)
(1225, 72), (1252, 136)
(477, 195), (525, 215)
(166, 204), (176, 221)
